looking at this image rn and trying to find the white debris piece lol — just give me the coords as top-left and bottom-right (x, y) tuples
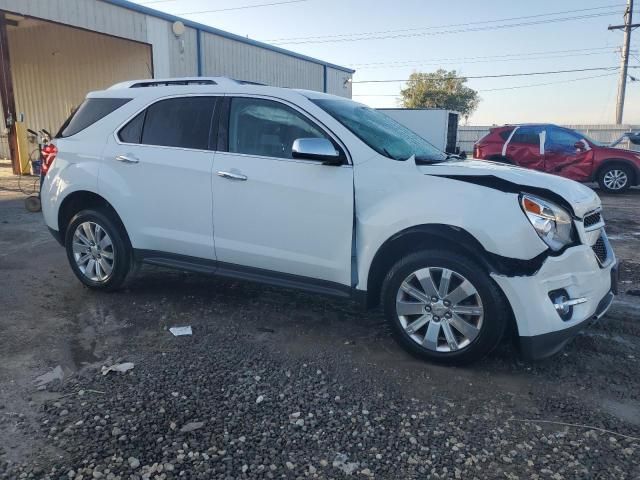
(34, 365), (64, 387)
(101, 362), (135, 376)
(169, 326), (192, 336)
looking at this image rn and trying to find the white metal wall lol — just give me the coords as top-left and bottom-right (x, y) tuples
(325, 67), (352, 98)
(8, 21), (151, 133)
(0, 0), (148, 42)
(201, 33), (323, 92)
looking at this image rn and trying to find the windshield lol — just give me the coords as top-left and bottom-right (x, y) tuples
(312, 98), (447, 162)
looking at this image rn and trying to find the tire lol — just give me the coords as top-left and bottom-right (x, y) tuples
(381, 250), (508, 365)
(597, 164), (632, 193)
(64, 209), (132, 291)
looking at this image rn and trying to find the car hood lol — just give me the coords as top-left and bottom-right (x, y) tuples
(418, 158), (600, 217)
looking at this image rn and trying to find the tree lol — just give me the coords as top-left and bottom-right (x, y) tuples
(400, 69), (480, 119)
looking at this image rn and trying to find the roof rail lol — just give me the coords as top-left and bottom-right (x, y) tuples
(130, 79), (217, 88)
(107, 77), (271, 90)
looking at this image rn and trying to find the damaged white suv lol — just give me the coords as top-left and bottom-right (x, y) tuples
(41, 77), (617, 364)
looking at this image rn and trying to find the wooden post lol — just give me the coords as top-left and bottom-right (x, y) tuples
(0, 12), (19, 174)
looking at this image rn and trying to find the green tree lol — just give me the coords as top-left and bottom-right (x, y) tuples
(400, 69), (480, 119)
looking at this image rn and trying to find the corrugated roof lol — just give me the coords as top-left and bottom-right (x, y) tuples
(102, 0), (355, 74)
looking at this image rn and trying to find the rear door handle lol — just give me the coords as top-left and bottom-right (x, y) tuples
(217, 171), (247, 181)
(115, 154), (139, 164)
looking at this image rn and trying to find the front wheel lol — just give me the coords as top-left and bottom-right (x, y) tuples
(381, 250), (509, 365)
(598, 164), (632, 193)
(64, 209), (132, 291)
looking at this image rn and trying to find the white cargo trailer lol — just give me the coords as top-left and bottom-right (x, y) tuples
(377, 108), (460, 154)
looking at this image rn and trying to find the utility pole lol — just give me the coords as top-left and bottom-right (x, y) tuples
(609, 0), (639, 124)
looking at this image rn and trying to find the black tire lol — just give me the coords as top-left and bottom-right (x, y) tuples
(597, 164), (633, 193)
(381, 250), (509, 365)
(64, 209), (132, 291)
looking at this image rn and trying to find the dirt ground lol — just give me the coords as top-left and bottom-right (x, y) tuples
(1, 160), (639, 479)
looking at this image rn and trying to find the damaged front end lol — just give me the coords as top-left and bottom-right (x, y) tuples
(492, 208), (617, 360)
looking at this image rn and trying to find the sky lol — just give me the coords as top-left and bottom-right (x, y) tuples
(130, 0), (640, 125)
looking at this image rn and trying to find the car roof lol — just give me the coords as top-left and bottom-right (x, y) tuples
(498, 123), (560, 128)
(88, 77), (349, 104)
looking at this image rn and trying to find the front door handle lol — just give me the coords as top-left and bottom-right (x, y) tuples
(115, 154), (139, 164)
(217, 171), (247, 181)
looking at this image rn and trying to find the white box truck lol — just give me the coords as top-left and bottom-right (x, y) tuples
(377, 108), (460, 154)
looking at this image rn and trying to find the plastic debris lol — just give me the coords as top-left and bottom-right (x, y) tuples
(180, 421), (204, 433)
(34, 365), (64, 387)
(169, 326), (192, 336)
(101, 362), (135, 376)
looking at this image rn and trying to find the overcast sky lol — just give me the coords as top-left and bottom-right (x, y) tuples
(131, 0), (640, 125)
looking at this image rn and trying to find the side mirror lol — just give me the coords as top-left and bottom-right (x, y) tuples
(574, 141), (585, 151)
(291, 138), (341, 164)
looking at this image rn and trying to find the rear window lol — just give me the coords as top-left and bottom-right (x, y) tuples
(57, 98), (131, 138)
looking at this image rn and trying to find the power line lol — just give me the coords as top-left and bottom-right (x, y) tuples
(354, 50), (619, 70)
(478, 72), (617, 91)
(350, 46), (619, 68)
(266, 6), (623, 44)
(176, 0), (308, 15)
(265, 4), (622, 42)
(352, 66), (639, 84)
(352, 72), (618, 97)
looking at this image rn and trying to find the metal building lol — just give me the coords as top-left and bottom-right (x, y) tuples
(0, 0), (354, 174)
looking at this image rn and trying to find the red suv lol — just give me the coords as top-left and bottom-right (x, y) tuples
(474, 124), (640, 193)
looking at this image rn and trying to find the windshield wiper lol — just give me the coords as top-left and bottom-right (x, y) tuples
(415, 155), (446, 165)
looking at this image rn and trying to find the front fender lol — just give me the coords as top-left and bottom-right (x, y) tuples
(354, 158), (547, 290)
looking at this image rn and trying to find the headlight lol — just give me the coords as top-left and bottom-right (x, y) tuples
(520, 194), (574, 251)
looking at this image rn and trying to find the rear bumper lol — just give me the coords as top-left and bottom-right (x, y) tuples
(491, 243), (617, 360)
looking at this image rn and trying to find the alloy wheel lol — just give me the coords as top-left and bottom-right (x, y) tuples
(603, 169), (628, 191)
(72, 221), (115, 282)
(395, 267), (484, 352)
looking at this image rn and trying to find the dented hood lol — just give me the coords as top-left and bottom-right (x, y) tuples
(418, 159), (600, 218)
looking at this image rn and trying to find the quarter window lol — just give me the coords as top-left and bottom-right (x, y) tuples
(121, 97), (216, 150)
(228, 97), (329, 159)
(118, 111), (145, 144)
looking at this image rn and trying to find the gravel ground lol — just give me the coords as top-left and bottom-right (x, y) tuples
(1, 164), (639, 479)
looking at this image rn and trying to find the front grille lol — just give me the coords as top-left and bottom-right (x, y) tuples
(583, 211), (602, 228)
(592, 235), (608, 264)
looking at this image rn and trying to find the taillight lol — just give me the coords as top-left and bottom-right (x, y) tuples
(41, 144), (57, 175)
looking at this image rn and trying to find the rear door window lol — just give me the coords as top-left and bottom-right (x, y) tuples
(511, 126), (543, 145)
(57, 98), (131, 138)
(140, 97), (217, 150)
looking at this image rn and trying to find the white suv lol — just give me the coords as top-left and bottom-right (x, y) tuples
(41, 77), (617, 365)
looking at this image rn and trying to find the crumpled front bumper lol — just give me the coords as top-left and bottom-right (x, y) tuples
(491, 240), (617, 360)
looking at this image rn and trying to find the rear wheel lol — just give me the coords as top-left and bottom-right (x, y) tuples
(598, 164), (632, 193)
(64, 209), (131, 291)
(381, 250), (508, 365)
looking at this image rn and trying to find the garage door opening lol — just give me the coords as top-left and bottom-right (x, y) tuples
(0, 11), (152, 174)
